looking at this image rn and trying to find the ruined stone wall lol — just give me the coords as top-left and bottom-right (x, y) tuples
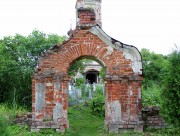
(143, 106), (167, 129)
(32, 77), (69, 132)
(106, 80), (143, 132)
(76, 0), (102, 27)
(32, 27), (143, 132)
(78, 9), (96, 25)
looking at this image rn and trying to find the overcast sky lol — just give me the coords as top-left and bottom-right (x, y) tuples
(0, 0), (180, 55)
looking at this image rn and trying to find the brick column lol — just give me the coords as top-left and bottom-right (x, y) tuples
(31, 73), (69, 132)
(105, 77), (143, 133)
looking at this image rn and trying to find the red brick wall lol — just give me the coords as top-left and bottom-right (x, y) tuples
(32, 28), (143, 132)
(78, 9), (96, 25)
(37, 30), (135, 75)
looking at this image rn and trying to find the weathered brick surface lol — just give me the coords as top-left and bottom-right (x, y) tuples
(37, 31), (134, 75)
(79, 10), (96, 25)
(32, 27), (143, 132)
(31, 0), (143, 133)
(143, 106), (168, 129)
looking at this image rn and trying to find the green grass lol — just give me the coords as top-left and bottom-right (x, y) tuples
(67, 105), (105, 136)
(0, 104), (29, 136)
(0, 104), (179, 136)
(0, 104), (27, 118)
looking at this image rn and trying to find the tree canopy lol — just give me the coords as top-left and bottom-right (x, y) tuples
(0, 30), (65, 108)
(141, 47), (180, 127)
(141, 48), (169, 87)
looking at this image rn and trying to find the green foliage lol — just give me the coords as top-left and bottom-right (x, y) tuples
(0, 116), (10, 136)
(95, 84), (104, 96)
(75, 78), (85, 87)
(0, 30), (65, 108)
(68, 105), (105, 136)
(99, 67), (106, 82)
(161, 49), (180, 126)
(0, 104), (28, 136)
(68, 60), (85, 77)
(89, 87), (105, 117)
(0, 104), (27, 119)
(145, 127), (180, 136)
(141, 48), (180, 126)
(80, 84), (87, 99)
(141, 48), (169, 88)
(68, 59), (95, 78)
(142, 83), (162, 106)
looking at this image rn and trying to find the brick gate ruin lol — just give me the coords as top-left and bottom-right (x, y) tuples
(31, 0), (143, 133)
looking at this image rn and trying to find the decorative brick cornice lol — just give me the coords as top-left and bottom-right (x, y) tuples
(105, 74), (143, 81)
(33, 71), (67, 81)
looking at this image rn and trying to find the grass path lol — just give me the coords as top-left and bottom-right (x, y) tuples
(68, 105), (105, 136)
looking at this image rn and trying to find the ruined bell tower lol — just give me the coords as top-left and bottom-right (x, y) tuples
(76, 0), (102, 27)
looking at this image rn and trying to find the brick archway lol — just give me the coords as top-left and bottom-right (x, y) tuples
(31, 26), (143, 132)
(31, 0), (143, 133)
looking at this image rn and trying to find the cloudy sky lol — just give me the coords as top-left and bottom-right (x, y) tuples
(0, 0), (180, 55)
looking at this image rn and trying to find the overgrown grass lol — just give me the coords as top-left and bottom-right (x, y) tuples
(142, 83), (162, 106)
(0, 104), (28, 136)
(0, 104), (179, 136)
(0, 116), (10, 136)
(0, 104), (27, 116)
(68, 105), (105, 136)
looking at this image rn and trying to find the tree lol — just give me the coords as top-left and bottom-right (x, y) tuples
(68, 60), (85, 77)
(0, 30), (65, 108)
(141, 49), (170, 106)
(141, 48), (169, 88)
(161, 49), (180, 126)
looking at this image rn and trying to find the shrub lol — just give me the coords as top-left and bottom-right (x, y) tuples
(89, 94), (105, 117)
(142, 83), (162, 106)
(161, 49), (180, 126)
(75, 78), (85, 87)
(89, 85), (105, 117)
(99, 68), (106, 83)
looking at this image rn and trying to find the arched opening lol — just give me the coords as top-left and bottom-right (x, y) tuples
(68, 56), (106, 103)
(67, 56), (106, 134)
